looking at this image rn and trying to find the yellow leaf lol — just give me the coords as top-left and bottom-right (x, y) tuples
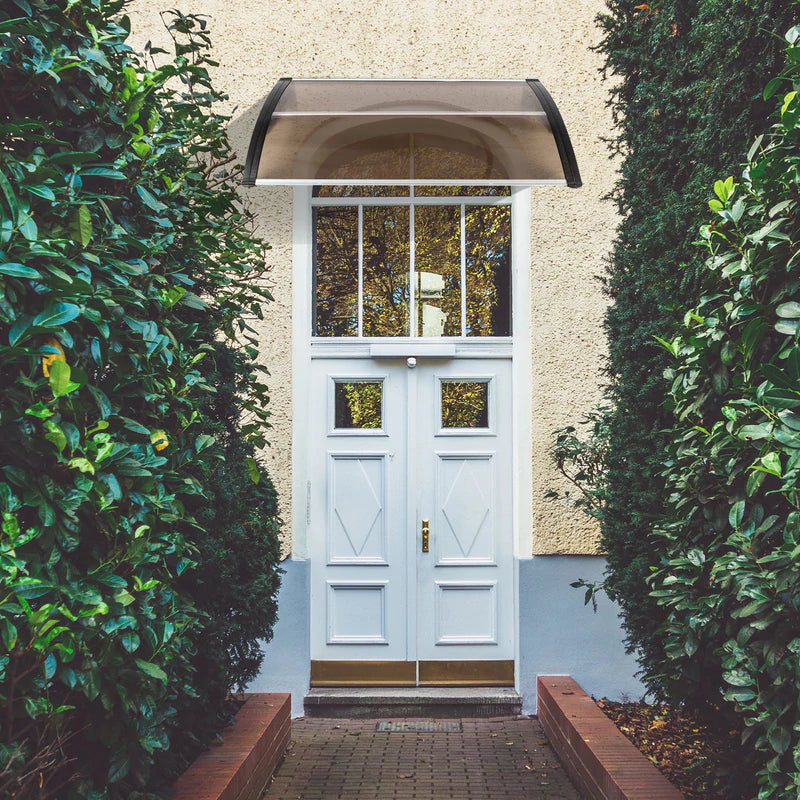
(150, 429), (169, 451)
(41, 337), (65, 378)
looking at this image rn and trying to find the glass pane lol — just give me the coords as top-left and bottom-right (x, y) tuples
(335, 381), (383, 429)
(414, 186), (511, 196)
(363, 206), (410, 336)
(313, 207), (359, 336)
(465, 205), (511, 336)
(414, 205), (461, 337)
(314, 185), (410, 197)
(441, 381), (489, 429)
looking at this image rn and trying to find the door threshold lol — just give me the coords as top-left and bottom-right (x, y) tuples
(304, 687), (522, 718)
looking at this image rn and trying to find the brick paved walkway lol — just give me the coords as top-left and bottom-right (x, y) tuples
(261, 716), (583, 799)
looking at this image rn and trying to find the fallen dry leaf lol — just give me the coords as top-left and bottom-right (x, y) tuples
(597, 699), (755, 800)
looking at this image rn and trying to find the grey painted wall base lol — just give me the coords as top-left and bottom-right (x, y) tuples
(246, 555), (644, 717)
(519, 555), (644, 714)
(246, 558), (310, 717)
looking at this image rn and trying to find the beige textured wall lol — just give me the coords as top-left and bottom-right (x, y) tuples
(127, 0), (618, 556)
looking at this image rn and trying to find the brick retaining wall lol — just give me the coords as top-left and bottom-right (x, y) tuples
(538, 676), (684, 800)
(171, 692), (291, 800)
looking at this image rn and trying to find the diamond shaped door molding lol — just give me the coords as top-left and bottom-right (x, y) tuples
(438, 454), (495, 564)
(329, 454), (387, 563)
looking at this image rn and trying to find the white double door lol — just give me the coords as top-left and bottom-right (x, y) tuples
(309, 356), (514, 667)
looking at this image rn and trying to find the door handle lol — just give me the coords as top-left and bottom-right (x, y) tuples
(421, 519), (430, 553)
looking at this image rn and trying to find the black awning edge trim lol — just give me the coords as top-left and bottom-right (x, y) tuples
(242, 77), (292, 186)
(526, 79), (582, 188)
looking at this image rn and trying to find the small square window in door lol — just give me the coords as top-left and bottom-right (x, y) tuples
(441, 381), (489, 429)
(334, 380), (383, 429)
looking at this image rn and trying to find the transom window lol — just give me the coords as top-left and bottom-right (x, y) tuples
(312, 186), (511, 338)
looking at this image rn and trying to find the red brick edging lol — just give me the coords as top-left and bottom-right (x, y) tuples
(537, 676), (685, 800)
(171, 693), (291, 800)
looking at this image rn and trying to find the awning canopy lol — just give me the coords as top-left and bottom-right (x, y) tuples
(242, 79), (581, 188)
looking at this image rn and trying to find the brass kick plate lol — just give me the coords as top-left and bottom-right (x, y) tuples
(419, 660), (515, 687)
(310, 660), (514, 687)
(310, 660), (416, 687)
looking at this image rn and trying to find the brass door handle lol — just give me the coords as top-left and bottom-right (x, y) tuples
(421, 519), (430, 553)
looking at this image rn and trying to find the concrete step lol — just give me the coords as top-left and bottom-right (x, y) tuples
(304, 687), (522, 718)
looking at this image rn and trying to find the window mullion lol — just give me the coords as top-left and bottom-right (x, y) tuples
(357, 204), (364, 337)
(460, 203), (467, 338)
(409, 202), (416, 338)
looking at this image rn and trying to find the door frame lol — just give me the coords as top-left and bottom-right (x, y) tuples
(290, 186), (532, 688)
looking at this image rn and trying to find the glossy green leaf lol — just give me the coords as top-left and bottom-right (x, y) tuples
(776, 301), (800, 318)
(134, 659), (168, 684)
(729, 500), (745, 529)
(0, 617), (18, 651)
(24, 184), (56, 201)
(25, 401), (54, 420)
(32, 302), (80, 328)
(136, 184), (166, 212)
(43, 420), (67, 452)
(768, 725), (791, 754)
(0, 169), (21, 224)
(0, 262), (42, 279)
(48, 358), (72, 397)
(67, 457), (95, 475)
(68, 204), (92, 247)
(43, 652), (57, 680)
(120, 631), (140, 653)
(246, 456), (260, 484)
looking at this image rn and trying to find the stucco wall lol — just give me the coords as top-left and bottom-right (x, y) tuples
(127, 0), (618, 556)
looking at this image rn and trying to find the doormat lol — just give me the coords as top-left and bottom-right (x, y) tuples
(376, 721), (463, 732)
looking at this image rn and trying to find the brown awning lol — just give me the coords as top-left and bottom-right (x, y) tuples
(242, 79), (581, 188)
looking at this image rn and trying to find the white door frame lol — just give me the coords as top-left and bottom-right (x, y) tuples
(290, 186), (533, 684)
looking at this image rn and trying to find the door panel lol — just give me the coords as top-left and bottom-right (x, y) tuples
(328, 453), (388, 563)
(436, 454), (495, 564)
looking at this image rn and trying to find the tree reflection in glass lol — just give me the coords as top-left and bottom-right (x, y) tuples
(315, 185), (410, 197)
(414, 185), (511, 197)
(466, 205), (511, 336)
(414, 205), (460, 337)
(312, 192), (511, 339)
(363, 206), (410, 336)
(441, 381), (489, 428)
(334, 381), (383, 428)
(313, 206), (358, 336)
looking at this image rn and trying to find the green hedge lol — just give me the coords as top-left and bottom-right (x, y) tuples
(0, 2), (280, 797)
(651, 20), (800, 798)
(593, 0), (795, 695)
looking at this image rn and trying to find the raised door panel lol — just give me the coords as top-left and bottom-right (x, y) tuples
(434, 581), (498, 645)
(436, 454), (495, 565)
(328, 454), (387, 564)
